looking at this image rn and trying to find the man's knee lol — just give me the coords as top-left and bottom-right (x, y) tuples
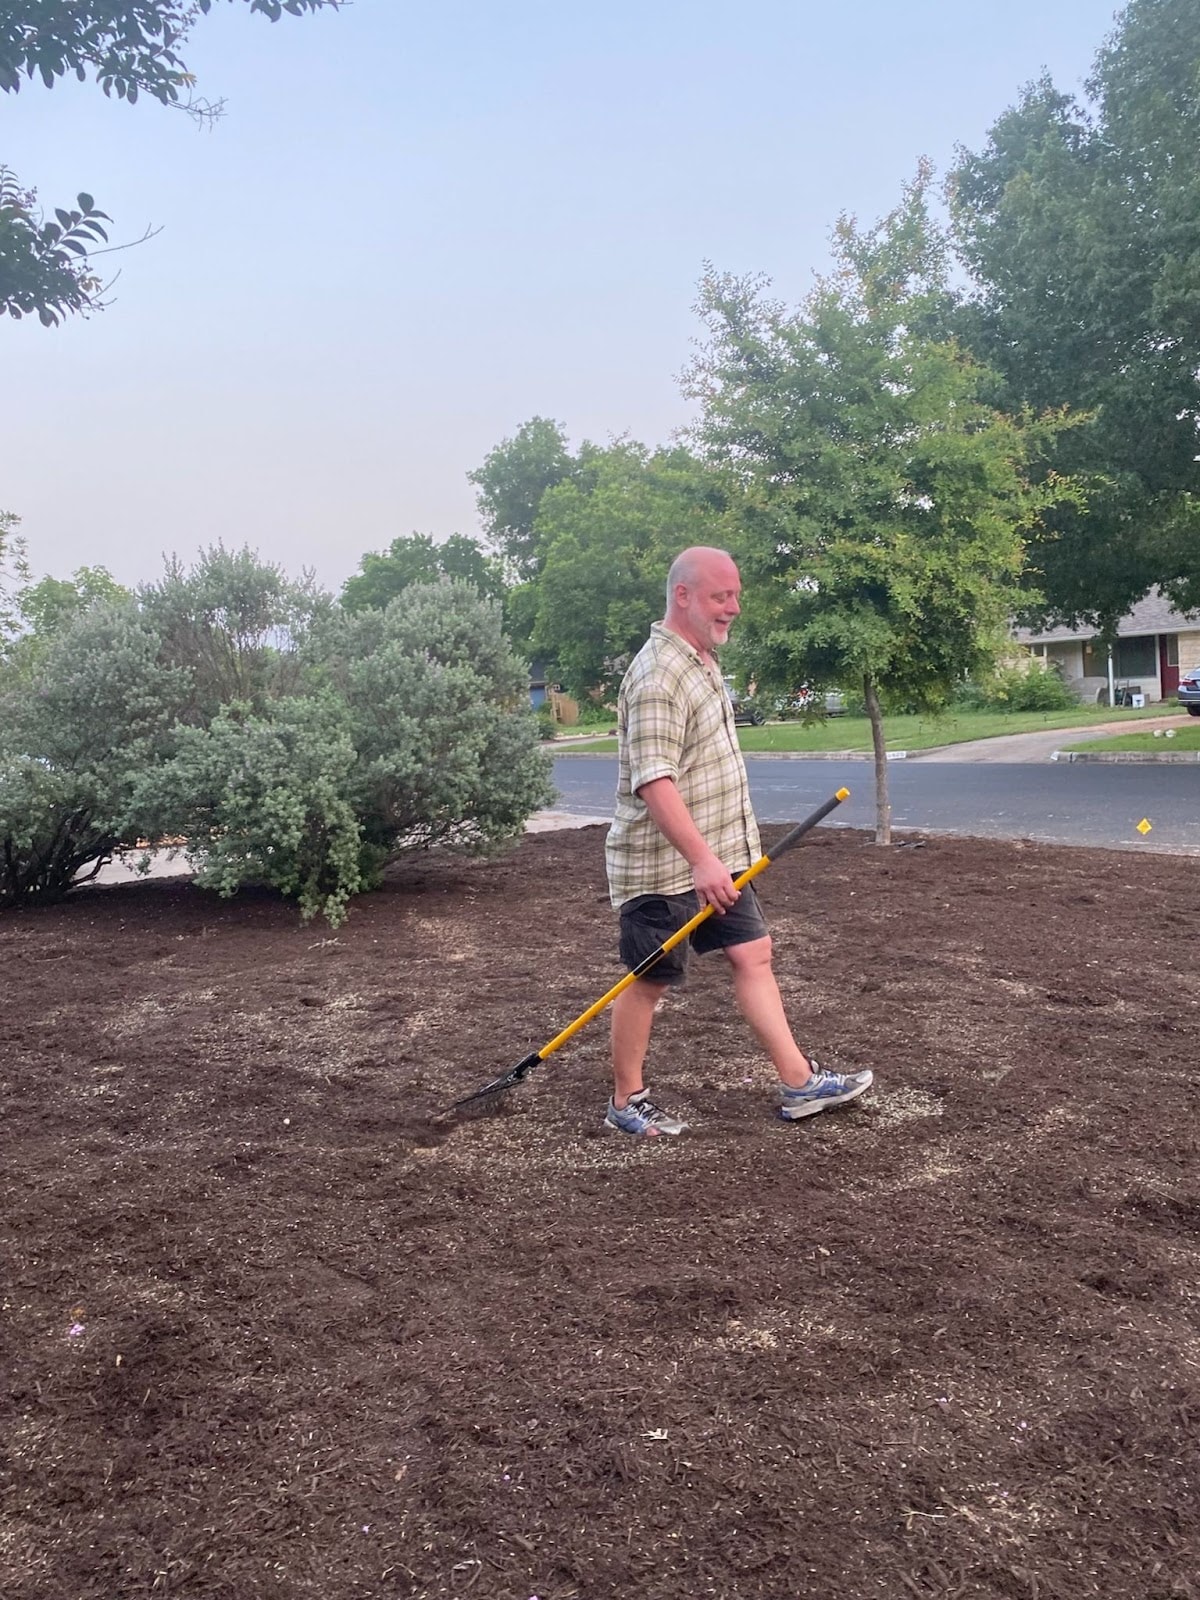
(724, 934), (774, 972)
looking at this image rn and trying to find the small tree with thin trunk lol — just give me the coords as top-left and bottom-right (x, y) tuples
(685, 166), (1082, 842)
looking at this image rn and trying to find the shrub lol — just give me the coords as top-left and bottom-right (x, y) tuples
(957, 662), (1078, 712)
(315, 581), (555, 858)
(0, 600), (186, 905)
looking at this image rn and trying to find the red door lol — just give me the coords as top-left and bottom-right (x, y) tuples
(1160, 635), (1180, 697)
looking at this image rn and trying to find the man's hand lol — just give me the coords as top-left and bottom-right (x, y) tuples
(692, 850), (740, 914)
(636, 776), (740, 912)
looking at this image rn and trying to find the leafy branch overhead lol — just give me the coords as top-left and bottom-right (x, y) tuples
(0, 1), (344, 326)
(0, 169), (110, 324)
(0, 1), (342, 104)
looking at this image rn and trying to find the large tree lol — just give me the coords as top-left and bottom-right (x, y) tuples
(687, 170), (1081, 842)
(0, 0), (342, 324)
(341, 533), (504, 613)
(950, 0), (1200, 625)
(469, 416), (578, 584)
(530, 441), (735, 701)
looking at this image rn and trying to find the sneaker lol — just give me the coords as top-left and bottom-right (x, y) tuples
(778, 1063), (873, 1120)
(604, 1089), (689, 1137)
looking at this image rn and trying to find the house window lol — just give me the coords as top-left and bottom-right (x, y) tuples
(1165, 634), (1179, 667)
(1082, 636), (1157, 678)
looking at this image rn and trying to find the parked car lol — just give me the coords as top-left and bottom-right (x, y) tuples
(1178, 666), (1200, 715)
(773, 687), (846, 719)
(724, 679), (766, 726)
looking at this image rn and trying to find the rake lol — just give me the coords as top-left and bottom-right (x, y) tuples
(449, 787), (850, 1112)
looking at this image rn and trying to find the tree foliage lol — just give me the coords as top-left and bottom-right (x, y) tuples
(0, 509), (29, 648)
(0, 1), (342, 101)
(469, 416), (578, 582)
(341, 533), (504, 613)
(686, 169), (1082, 842)
(1, 560), (132, 682)
(949, 0), (1200, 623)
(0, 169), (110, 324)
(530, 442), (735, 701)
(0, 0), (343, 325)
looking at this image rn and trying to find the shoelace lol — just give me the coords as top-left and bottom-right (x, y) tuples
(633, 1098), (670, 1122)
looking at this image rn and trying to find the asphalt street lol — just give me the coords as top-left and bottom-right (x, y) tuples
(550, 754), (1200, 855)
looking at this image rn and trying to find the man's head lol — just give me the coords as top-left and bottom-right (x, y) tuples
(664, 546), (741, 658)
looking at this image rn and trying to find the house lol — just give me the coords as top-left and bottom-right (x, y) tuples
(1013, 588), (1200, 705)
(528, 656), (579, 725)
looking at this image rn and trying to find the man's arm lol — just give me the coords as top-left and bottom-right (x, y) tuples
(637, 776), (740, 913)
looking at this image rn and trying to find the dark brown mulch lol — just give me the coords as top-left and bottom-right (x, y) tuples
(2, 824), (1198, 1600)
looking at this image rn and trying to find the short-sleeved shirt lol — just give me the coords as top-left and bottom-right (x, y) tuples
(605, 623), (761, 908)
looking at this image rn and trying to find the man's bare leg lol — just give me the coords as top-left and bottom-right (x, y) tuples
(724, 937), (813, 1088)
(610, 979), (670, 1107)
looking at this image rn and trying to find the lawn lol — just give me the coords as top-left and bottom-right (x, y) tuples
(562, 702), (1177, 755)
(1062, 722), (1200, 753)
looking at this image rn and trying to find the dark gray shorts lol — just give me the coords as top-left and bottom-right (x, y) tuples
(618, 883), (769, 986)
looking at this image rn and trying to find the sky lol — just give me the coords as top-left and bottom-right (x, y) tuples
(2, 0), (1124, 597)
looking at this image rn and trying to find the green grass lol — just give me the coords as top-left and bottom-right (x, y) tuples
(1062, 721), (1200, 753)
(557, 702), (1178, 756)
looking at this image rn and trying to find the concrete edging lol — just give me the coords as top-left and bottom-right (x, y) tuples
(1051, 749), (1200, 763)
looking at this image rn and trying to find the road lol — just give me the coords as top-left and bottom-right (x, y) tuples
(549, 754), (1200, 854)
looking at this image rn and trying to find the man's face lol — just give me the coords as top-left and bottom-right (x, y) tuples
(677, 558), (742, 653)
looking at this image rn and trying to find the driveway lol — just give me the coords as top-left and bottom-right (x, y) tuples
(912, 712), (1194, 762)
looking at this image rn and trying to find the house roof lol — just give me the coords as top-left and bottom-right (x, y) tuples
(1014, 587), (1200, 645)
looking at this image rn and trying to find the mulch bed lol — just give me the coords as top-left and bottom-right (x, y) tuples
(2, 824), (1198, 1599)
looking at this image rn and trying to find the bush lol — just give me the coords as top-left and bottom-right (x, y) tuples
(132, 693), (364, 926)
(957, 663), (1078, 712)
(0, 600), (186, 906)
(314, 581), (555, 862)
(1, 561), (555, 924)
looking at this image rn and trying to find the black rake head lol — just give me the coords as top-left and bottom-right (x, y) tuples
(448, 1050), (542, 1113)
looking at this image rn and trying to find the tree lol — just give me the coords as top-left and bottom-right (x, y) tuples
(0, 1), (343, 325)
(949, 0), (1200, 624)
(341, 533), (504, 613)
(530, 441), (735, 701)
(469, 417), (578, 583)
(1, 560), (132, 683)
(0, 508), (29, 647)
(686, 170), (1082, 843)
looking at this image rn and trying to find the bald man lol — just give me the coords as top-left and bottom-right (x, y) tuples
(603, 546), (872, 1135)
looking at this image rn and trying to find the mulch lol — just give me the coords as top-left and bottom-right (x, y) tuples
(2, 824), (1198, 1599)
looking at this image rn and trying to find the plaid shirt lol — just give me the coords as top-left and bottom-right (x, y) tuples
(605, 623), (761, 908)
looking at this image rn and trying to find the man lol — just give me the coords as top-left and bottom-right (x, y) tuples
(603, 546), (873, 1136)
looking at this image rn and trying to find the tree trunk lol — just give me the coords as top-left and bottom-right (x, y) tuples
(863, 672), (891, 846)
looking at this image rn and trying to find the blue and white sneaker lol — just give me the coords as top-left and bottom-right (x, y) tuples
(604, 1089), (689, 1137)
(778, 1063), (873, 1120)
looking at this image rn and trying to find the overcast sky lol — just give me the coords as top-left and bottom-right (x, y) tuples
(3, 0), (1122, 597)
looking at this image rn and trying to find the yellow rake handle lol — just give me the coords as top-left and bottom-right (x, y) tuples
(536, 787), (850, 1062)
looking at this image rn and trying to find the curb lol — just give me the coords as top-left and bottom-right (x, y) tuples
(1051, 749), (1200, 763)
